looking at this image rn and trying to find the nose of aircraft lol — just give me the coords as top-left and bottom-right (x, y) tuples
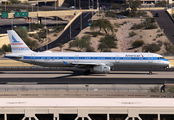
(164, 59), (170, 67)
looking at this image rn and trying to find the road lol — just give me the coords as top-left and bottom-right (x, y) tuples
(0, 4), (71, 11)
(0, 68), (174, 84)
(151, 10), (174, 45)
(34, 12), (93, 51)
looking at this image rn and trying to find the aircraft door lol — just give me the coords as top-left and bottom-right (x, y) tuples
(74, 55), (79, 62)
(148, 54), (153, 63)
(115, 55), (119, 63)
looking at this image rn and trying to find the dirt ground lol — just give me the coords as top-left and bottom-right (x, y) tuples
(48, 11), (169, 54)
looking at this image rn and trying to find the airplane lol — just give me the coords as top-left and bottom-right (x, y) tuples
(5, 30), (170, 74)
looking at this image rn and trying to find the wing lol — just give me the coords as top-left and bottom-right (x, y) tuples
(71, 62), (106, 67)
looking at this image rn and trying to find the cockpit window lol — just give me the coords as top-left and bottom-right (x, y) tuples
(158, 57), (164, 59)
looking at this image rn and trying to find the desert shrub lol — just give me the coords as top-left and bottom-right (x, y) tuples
(1, 44), (11, 52)
(86, 46), (95, 52)
(131, 23), (145, 29)
(132, 40), (144, 48)
(167, 87), (174, 93)
(146, 23), (158, 29)
(53, 25), (65, 32)
(148, 86), (160, 92)
(114, 23), (120, 28)
(129, 31), (137, 37)
(114, 29), (118, 32)
(98, 35), (117, 52)
(157, 40), (162, 47)
(164, 42), (174, 55)
(145, 17), (155, 23)
(53, 33), (57, 36)
(143, 43), (160, 52)
(137, 11), (147, 17)
(157, 29), (161, 32)
(37, 29), (46, 39)
(30, 23), (44, 30)
(105, 11), (117, 18)
(91, 32), (99, 37)
(32, 34), (39, 39)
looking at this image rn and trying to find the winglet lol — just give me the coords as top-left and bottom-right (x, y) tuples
(7, 30), (33, 53)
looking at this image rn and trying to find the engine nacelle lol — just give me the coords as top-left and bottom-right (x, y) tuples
(90, 65), (110, 74)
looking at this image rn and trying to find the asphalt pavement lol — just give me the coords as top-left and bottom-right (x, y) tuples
(0, 68), (174, 84)
(151, 10), (174, 45)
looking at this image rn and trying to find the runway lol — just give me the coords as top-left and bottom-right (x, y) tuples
(0, 68), (173, 84)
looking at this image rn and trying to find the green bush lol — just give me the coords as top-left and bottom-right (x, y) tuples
(86, 46), (95, 52)
(148, 86), (160, 92)
(53, 33), (57, 36)
(146, 23), (158, 29)
(91, 32), (99, 37)
(172, 14), (174, 18)
(157, 29), (161, 32)
(164, 42), (174, 55)
(167, 87), (174, 93)
(31, 23), (44, 30)
(143, 43), (160, 52)
(145, 17), (155, 23)
(137, 11), (147, 17)
(1, 44), (11, 52)
(129, 31), (137, 37)
(53, 25), (65, 32)
(132, 40), (144, 48)
(105, 11), (117, 18)
(114, 29), (118, 32)
(33, 34), (39, 39)
(131, 23), (145, 29)
(114, 23), (120, 28)
(98, 35), (117, 52)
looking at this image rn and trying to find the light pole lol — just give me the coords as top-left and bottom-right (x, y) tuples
(45, 14), (48, 50)
(74, 0), (76, 9)
(11, 15), (13, 30)
(70, 24), (71, 39)
(81, 13), (82, 31)
(79, 0), (81, 9)
(92, 0), (94, 23)
(5, 1), (6, 12)
(37, 0), (39, 11)
(55, 0), (56, 10)
(162, 29), (164, 55)
(89, 0), (90, 9)
(97, 0), (99, 16)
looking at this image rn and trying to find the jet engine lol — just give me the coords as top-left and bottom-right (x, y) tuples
(90, 65), (110, 74)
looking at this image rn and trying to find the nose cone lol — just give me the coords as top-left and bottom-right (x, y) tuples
(164, 59), (170, 67)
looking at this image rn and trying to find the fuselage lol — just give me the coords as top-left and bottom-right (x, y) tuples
(5, 51), (170, 69)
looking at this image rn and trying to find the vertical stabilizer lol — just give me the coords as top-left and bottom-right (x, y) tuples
(7, 30), (33, 53)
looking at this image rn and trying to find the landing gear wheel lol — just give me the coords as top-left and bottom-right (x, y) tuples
(84, 70), (90, 75)
(149, 70), (152, 75)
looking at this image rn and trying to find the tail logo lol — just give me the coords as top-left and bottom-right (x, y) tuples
(11, 35), (23, 45)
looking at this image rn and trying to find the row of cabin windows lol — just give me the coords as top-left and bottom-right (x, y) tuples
(24, 57), (158, 60)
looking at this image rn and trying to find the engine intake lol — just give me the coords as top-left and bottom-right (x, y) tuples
(90, 65), (110, 74)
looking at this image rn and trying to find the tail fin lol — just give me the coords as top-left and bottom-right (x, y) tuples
(7, 30), (33, 53)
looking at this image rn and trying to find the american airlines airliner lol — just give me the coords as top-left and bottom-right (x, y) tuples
(5, 30), (170, 74)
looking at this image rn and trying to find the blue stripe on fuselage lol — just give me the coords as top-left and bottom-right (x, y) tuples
(23, 56), (168, 61)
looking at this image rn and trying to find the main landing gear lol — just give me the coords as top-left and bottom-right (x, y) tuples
(83, 70), (90, 75)
(149, 70), (152, 75)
